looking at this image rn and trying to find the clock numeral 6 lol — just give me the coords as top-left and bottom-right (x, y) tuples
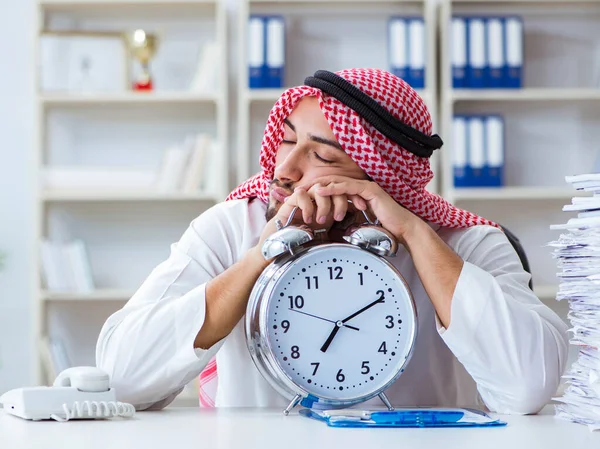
(288, 295), (304, 309)
(385, 315), (394, 329)
(336, 369), (345, 383)
(291, 346), (300, 359)
(361, 361), (370, 375)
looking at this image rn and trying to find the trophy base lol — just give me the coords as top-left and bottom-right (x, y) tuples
(133, 80), (153, 91)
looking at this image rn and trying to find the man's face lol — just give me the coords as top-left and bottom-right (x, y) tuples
(266, 96), (367, 221)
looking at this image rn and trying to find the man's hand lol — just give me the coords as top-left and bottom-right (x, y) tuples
(299, 176), (424, 245)
(301, 175), (464, 329)
(254, 184), (368, 257)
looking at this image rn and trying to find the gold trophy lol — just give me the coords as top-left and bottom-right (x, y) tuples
(127, 29), (158, 91)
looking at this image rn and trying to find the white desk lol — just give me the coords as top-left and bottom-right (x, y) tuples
(1, 405), (599, 449)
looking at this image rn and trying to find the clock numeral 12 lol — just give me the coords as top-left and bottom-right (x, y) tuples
(305, 276), (319, 290)
(328, 266), (343, 280)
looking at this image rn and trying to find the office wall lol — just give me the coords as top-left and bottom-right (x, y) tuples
(0, 0), (36, 391)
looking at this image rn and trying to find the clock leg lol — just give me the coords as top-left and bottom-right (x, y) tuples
(378, 392), (395, 411)
(283, 394), (302, 416)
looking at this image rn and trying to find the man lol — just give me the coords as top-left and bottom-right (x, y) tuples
(96, 68), (568, 414)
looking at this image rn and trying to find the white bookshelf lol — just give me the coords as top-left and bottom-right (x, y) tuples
(42, 288), (134, 301)
(450, 88), (600, 102)
(39, 0), (219, 15)
(40, 91), (219, 106)
(451, 186), (586, 201)
(42, 189), (220, 202)
(439, 0), (600, 305)
(236, 0), (440, 193)
(33, 0), (227, 408)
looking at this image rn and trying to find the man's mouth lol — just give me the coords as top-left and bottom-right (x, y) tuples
(271, 186), (292, 203)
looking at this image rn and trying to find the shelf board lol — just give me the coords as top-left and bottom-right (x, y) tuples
(39, 0), (216, 7)
(451, 0), (598, 3)
(450, 187), (582, 201)
(42, 189), (220, 202)
(42, 289), (134, 301)
(245, 88), (429, 102)
(40, 92), (219, 107)
(245, 88), (286, 102)
(451, 88), (600, 102)
(249, 0), (422, 3)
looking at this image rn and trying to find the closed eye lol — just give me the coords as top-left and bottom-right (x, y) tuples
(282, 139), (296, 145)
(314, 152), (334, 164)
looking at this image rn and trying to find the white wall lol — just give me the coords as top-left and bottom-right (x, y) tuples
(0, 0), (36, 391)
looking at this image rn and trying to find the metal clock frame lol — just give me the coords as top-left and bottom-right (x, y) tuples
(245, 243), (419, 415)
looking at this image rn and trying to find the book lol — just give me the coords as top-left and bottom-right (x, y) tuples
(388, 17), (408, 82)
(451, 17), (467, 88)
(453, 114), (505, 187)
(248, 15), (266, 88)
(181, 134), (211, 193)
(189, 42), (220, 93)
(467, 17), (486, 88)
(407, 18), (425, 89)
(39, 239), (94, 293)
(155, 141), (193, 193)
(265, 16), (285, 88)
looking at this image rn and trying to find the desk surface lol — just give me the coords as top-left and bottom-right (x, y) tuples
(1, 405), (599, 449)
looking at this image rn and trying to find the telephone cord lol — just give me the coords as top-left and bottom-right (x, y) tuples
(50, 400), (136, 422)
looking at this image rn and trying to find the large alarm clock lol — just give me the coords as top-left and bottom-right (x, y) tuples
(245, 207), (418, 415)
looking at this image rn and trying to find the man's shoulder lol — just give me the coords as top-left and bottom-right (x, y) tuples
(192, 197), (267, 231)
(436, 223), (505, 255)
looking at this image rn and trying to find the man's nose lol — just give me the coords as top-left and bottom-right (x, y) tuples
(274, 146), (305, 184)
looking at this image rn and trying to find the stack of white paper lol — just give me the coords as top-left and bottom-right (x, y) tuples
(549, 173), (600, 431)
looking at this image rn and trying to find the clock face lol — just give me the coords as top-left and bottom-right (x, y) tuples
(265, 245), (416, 402)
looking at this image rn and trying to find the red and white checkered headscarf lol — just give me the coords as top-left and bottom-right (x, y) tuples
(198, 68), (497, 407)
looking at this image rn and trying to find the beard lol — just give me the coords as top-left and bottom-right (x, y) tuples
(265, 179), (294, 222)
(265, 201), (279, 222)
(264, 179), (358, 238)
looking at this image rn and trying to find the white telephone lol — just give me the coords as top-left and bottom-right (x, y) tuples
(0, 366), (135, 422)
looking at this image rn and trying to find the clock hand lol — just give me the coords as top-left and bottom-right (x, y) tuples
(341, 294), (385, 324)
(320, 325), (341, 353)
(320, 293), (384, 353)
(287, 308), (359, 331)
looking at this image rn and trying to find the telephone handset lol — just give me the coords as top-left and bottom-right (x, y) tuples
(0, 366), (135, 422)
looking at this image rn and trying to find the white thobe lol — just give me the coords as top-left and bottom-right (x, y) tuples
(96, 198), (569, 414)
